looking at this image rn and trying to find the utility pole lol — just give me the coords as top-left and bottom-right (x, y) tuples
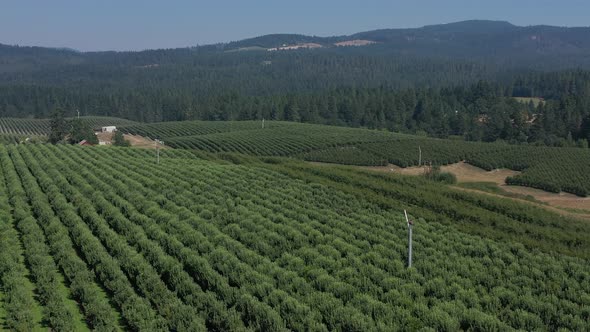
(404, 210), (413, 268)
(418, 146), (422, 166)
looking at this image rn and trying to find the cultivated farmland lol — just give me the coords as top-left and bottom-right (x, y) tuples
(121, 121), (590, 196)
(0, 144), (588, 330)
(0, 117), (138, 136)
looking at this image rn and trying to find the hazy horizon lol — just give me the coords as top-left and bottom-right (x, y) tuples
(1, 0), (590, 52)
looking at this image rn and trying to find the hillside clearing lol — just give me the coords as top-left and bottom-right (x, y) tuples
(123, 134), (170, 149)
(452, 186), (590, 221)
(441, 162), (590, 212)
(502, 185), (590, 211)
(334, 40), (376, 47)
(335, 161), (590, 216)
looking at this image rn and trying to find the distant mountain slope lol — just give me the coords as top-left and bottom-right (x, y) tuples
(2, 20), (590, 124)
(3, 20), (590, 63)
(225, 34), (334, 49)
(224, 20), (590, 59)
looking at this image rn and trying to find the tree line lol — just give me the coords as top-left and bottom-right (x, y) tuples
(1, 64), (590, 146)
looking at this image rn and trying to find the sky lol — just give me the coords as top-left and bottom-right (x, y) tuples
(1, 0), (589, 52)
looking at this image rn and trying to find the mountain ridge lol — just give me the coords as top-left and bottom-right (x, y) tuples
(205, 20), (590, 54)
(2, 20), (590, 54)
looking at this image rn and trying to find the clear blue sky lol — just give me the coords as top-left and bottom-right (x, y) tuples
(1, 0), (588, 51)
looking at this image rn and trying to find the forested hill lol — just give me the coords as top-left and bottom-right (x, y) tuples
(4, 20), (590, 68)
(226, 20), (590, 67)
(2, 20), (590, 144)
(2, 20), (590, 87)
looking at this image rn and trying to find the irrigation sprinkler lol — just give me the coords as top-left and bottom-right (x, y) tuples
(404, 210), (414, 268)
(155, 139), (163, 164)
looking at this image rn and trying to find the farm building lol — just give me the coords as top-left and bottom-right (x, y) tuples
(78, 139), (94, 146)
(101, 126), (117, 133)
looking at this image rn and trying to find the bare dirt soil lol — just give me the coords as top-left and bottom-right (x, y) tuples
(437, 162), (590, 212)
(124, 134), (170, 149)
(502, 185), (590, 211)
(440, 162), (519, 185)
(96, 132), (114, 144)
(358, 164), (424, 175)
(453, 187), (590, 221)
(359, 161), (519, 182)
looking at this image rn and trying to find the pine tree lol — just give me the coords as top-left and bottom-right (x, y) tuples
(69, 118), (98, 144)
(49, 108), (67, 144)
(113, 130), (130, 147)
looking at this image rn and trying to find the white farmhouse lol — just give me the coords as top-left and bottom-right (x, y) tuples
(101, 126), (117, 133)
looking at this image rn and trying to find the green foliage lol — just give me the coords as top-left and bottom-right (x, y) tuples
(0, 143), (589, 330)
(112, 130), (130, 147)
(0, 134), (46, 144)
(49, 108), (67, 144)
(301, 147), (387, 166)
(4, 145), (590, 331)
(263, 161), (590, 259)
(0, 116), (137, 136)
(68, 118), (98, 144)
(2, 37), (590, 145)
(131, 121), (590, 197)
(0, 158), (39, 330)
(160, 122), (399, 156)
(423, 166), (457, 184)
(121, 120), (286, 138)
